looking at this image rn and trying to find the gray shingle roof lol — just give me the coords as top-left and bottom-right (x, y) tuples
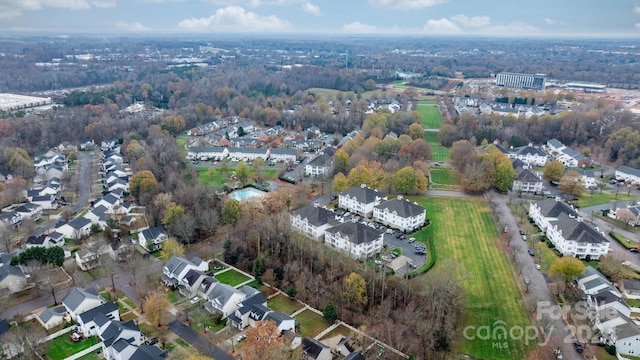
(325, 222), (383, 245)
(78, 301), (118, 323)
(555, 213), (608, 245)
(536, 200), (579, 218)
(264, 311), (293, 326)
(291, 204), (334, 227)
(307, 154), (333, 167)
(340, 186), (383, 204)
(302, 337), (329, 359)
(141, 226), (166, 241)
(39, 306), (66, 323)
(62, 287), (101, 313)
(548, 139), (564, 148)
(618, 166), (640, 178)
(516, 168), (542, 182)
(374, 198), (425, 218)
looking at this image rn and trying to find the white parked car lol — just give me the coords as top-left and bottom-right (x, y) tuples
(190, 297), (200, 305)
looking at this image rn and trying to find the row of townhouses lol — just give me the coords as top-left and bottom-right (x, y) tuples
(187, 146), (298, 163)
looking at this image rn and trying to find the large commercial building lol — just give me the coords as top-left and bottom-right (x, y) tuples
(0, 93), (52, 112)
(495, 72), (546, 90)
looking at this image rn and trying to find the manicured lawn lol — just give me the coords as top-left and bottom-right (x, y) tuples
(139, 322), (159, 338)
(195, 166), (278, 188)
(594, 345), (618, 360)
(576, 191), (639, 208)
(45, 335), (100, 360)
(417, 100), (443, 129)
(294, 309), (332, 338)
(167, 290), (182, 304)
(76, 351), (101, 360)
(610, 231), (637, 249)
(430, 168), (460, 186)
(268, 293), (304, 315)
(215, 269), (251, 287)
(176, 135), (189, 156)
(425, 131), (450, 162)
(175, 338), (191, 348)
(409, 196), (533, 360)
(122, 297), (138, 310)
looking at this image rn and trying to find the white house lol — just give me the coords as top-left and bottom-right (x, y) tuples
(324, 221), (384, 260)
(62, 287), (105, 320)
(373, 196), (426, 233)
(139, 226), (168, 252)
(575, 169), (597, 189)
(14, 203), (42, 221)
(509, 145), (549, 166)
(30, 194), (57, 210)
(37, 306), (68, 330)
(511, 168), (544, 194)
(76, 302), (120, 336)
(94, 194), (121, 212)
(161, 256), (209, 288)
(76, 248), (100, 271)
(338, 185), (385, 218)
(616, 166), (640, 186)
(576, 267), (620, 296)
(529, 200), (581, 232)
(227, 147), (269, 162)
(204, 283), (246, 318)
(56, 216), (93, 239)
(614, 320), (640, 359)
(290, 203), (336, 241)
(187, 146), (229, 161)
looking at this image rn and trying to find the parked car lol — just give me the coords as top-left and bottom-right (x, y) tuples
(630, 248), (639, 253)
(145, 338), (159, 346)
(190, 296), (200, 305)
(522, 235), (527, 241)
(408, 237), (416, 243)
(528, 249), (535, 256)
(236, 334), (247, 342)
(572, 340), (583, 353)
(535, 264), (541, 270)
(519, 230), (525, 236)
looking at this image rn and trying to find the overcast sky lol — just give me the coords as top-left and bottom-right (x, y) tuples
(1, 0), (639, 38)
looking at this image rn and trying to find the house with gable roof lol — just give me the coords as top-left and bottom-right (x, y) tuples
(373, 195), (426, 233)
(56, 216), (92, 239)
(338, 185), (385, 218)
(139, 226), (168, 252)
(511, 165), (544, 194)
(508, 145), (549, 166)
(615, 205), (640, 226)
(616, 166), (640, 186)
(301, 337), (331, 360)
(62, 287), (105, 320)
(324, 222), (384, 260)
(269, 148), (297, 163)
(204, 283), (246, 318)
(77, 301), (120, 336)
(37, 306), (68, 330)
(290, 203), (337, 241)
(161, 256), (208, 289)
(305, 154), (334, 177)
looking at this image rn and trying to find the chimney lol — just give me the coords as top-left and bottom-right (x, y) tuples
(360, 184), (366, 188)
(397, 194), (403, 201)
(313, 202), (319, 208)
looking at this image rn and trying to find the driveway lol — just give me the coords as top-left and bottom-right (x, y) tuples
(168, 320), (234, 360)
(382, 233), (425, 276)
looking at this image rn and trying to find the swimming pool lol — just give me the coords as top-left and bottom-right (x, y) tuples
(229, 188), (267, 201)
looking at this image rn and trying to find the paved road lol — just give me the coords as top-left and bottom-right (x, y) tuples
(493, 192), (583, 360)
(168, 320), (234, 360)
(72, 151), (92, 213)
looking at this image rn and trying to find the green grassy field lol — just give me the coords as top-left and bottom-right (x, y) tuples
(268, 293), (304, 315)
(417, 101), (443, 129)
(294, 309), (332, 338)
(215, 269), (251, 287)
(577, 191), (639, 208)
(430, 168), (461, 186)
(45, 335), (100, 360)
(195, 166), (278, 188)
(425, 132), (450, 162)
(409, 197), (533, 360)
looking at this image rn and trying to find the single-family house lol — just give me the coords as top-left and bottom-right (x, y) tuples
(37, 306), (68, 330)
(305, 154), (334, 178)
(228, 292), (269, 330)
(15, 203), (42, 221)
(301, 338), (331, 360)
(557, 147), (586, 168)
(290, 203), (337, 241)
(264, 311), (296, 333)
(56, 216), (92, 239)
(106, 178), (129, 193)
(108, 241), (132, 263)
(614, 319), (640, 358)
(616, 166), (640, 186)
(76, 248), (101, 271)
(622, 279), (640, 300)
(373, 195), (426, 233)
(615, 205), (640, 227)
(80, 139), (95, 150)
(587, 290), (630, 318)
(546, 139), (567, 154)
(204, 283), (245, 318)
(162, 256), (209, 288)
(30, 194), (58, 210)
(575, 169), (597, 189)
(338, 185), (385, 218)
(62, 287), (105, 320)
(100, 320), (146, 360)
(139, 226), (168, 252)
(0, 264), (27, 294)
(77, 302), (119, 336)
(324, 222), (384, 260)
(0, 211), (22, 229)
(94, 194), (121, 212)
(45, 165), (65, 181)
(575, 267), (619, 296)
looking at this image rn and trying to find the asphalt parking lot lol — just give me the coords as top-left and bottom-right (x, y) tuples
(381, 233), (427, 276)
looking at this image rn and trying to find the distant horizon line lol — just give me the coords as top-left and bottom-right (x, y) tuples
(1, 31), (639, 42)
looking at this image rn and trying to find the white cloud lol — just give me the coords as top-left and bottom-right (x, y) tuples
(369, 0), (448, 10)
(177, 6), (291, 32)
(301, 2), (320, 15)
(544, 17), (555, 25)
(116, 21), (151, 31)
(342, 21), (377, 34)
(0, 0), (118, 19)
(423, 18), (461, 34)
(634, 5), (640, 15)
(450, 14), (491, 28)
(486, 20), (537, 35)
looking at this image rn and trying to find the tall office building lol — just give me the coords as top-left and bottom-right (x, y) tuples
(495, 72), (546, 90)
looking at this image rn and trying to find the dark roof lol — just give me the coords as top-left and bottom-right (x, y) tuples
(516, 145), (546, 156)
(618, 166), (640, 178)
(555, 213), (609, 245)
(141, 226), (166, 241)
(62, 287), (101, 312)
(516, 168), (542, 183)
(130, 344), (168, 360)
(102, 319), (140, 346)
(39, 306), (67, 323)
(325, 222), (383, 245)
(374, 198), (425, 217)
(264, 311), (293, 326)
(26, 235), (47, 246)
(78, 302), (118, 323)
(624, 279), (640, 291)
(0, 265), (25, 282)
(0, 319), (9, 338)
(344, 352), (365, 360)
(535, 200), (580, 219)
(68, 216), (92, 229)
(340, 186), (383, 204)
(548, 139), (565, 148)
(307, 154), (333, 167)
(291, 204), (334, 227)
(302, 337), (329, 359)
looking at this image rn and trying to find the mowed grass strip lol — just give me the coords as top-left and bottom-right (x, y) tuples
(294, 309), (332, 338)
(417, 100), (443, 129)
(410, 197), (533, 360)
(215, 269), (251, 287)
(430, 168), (461, 186)
(45, 335), (100, 360)
(577, 191), (639, 208)
(268, 293), (304, 315)
(425, 131), (450, 162)
(195, 166), (278, 187)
